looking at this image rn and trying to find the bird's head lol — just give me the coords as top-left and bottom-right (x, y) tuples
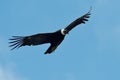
(61, 29), (68, 35)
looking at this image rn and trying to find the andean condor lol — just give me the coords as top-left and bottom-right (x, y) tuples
(9, 9), (91, 54)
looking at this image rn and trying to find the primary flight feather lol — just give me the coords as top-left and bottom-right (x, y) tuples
(9, 9), (91, 54)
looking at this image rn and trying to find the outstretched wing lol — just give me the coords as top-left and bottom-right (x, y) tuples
(65, 8), (91, 33)
(9, 33), (53, 50)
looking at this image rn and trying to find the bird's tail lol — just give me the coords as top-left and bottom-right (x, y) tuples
(44, 45), (57, 54)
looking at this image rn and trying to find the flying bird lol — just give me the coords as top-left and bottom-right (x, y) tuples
(9, 9), (91, 54)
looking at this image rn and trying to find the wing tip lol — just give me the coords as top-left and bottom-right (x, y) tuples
(9, 36), (24, 50)
(87, 6), (92, 14)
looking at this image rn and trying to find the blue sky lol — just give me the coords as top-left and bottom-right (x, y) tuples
(0, 0), (120, 80)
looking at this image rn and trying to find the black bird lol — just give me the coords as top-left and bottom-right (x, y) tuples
(9, 9), (91, 54)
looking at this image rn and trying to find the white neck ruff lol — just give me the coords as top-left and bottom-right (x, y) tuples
(61, 29), (66, 35)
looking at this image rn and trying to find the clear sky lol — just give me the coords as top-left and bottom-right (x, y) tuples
(0, 0), (120, 80)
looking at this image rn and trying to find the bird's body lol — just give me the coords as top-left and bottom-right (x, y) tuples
(9, 9), (91, 54)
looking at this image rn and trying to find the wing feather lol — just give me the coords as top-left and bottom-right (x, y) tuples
(9, 33), (53, 50)
(65, 8), (91, 33)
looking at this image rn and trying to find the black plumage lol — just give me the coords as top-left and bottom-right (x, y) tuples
(9, 9), (91, 54)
